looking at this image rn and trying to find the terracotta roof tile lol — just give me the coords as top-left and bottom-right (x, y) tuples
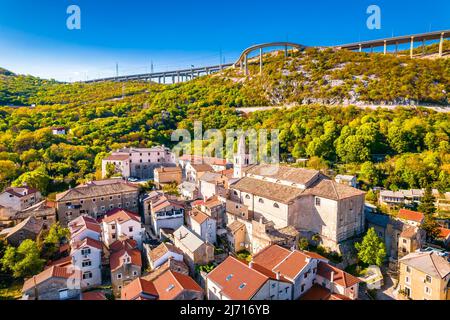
(207, 256), (268, 300)
(121, 278), (158, 300)
(152, 270), (203, 300)
(397, 209), (424, 223)
(189, 208), (210, 225)
(317, 261), (361, 288)
(81, 291), (107, 300)
(22, 266), (81, 292)
(149, 242), (183, 263)
(102, 208), (141, 224)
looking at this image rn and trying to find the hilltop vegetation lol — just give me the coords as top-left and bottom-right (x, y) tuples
(0, 45), (449, 199)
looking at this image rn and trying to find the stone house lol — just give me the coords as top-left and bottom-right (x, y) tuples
(0, 186), (42, 211)
(121, 269), (203, 300)
(0, 216), (44, 247)
(154, 166), (182, 188)
(172, 225), (214, 272)
(22, 266), (81, 300)
(229, 164), (366, 252)
(102, 146), (176, 179)
(187, 207), (217, 244)
(56, 179), (140, 226)
(109, 238), (142, 296)
(206, 256), (293, 300)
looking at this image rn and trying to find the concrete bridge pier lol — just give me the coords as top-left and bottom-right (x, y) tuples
(422, 39), (426, 55)
(410, 36), (415, 58)
(439, 32), (444, 57)
(359, 44), (362, 52)
(284, 45), (288, 57)
(244, 54), (248, 76)
(259, 48), (263, 75)
(383, 40), (387, 55)
(395, 42), (399, 56)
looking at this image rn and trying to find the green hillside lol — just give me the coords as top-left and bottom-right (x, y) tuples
(0, 46), (449, 199)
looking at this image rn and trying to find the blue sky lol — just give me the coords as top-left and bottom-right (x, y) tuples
(0, 0), (449, 81)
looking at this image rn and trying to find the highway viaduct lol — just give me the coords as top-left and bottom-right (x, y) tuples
(84, 30), (449, 84)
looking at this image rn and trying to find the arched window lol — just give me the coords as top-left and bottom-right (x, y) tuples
(233, 191), (238, 195)
(245, 194), (250, 199)
(259, 198), (264, 204)
(273, 203), (279, 208)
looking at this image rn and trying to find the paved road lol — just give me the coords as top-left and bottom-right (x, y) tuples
(236, 104), (450, 114)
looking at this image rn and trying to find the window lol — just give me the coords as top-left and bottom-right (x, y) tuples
(245, 194), (250, 199)
(133, 271), (138, 276)
(226, 274), (233, 281)
(101, 206), (105, 211)
(424, 286), (431, 295)
(271, 283), (276, 288)
(258, 198), (264, 204)
(301, 284), (305, 293)
(117, 273), (122, 279)
(304, 273), (308, 279)
(110, 196), (113, 200)
(129, 227), (134, 232)
(81, 248), (91, 255)
(402, 239), (407, 244)
(406, 266), (411, 273)
(233, 191), (238, 195)
(273, 203), (279, 208)
(405, 276), (410, 284)
(111, 225), (116, 230)
(101, 197), (104, 201)
(315, 197), (321, 206)
(425, 275), (432, 283)
(82, 260), (92, 267)
(83, 271), (92, 279)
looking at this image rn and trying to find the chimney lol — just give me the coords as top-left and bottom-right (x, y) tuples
(249, 260), (254, 269)
(276, 271), (281, 280)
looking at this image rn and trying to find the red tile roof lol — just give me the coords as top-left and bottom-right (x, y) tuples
(81, 291), (107, 300)
(105, 154), (130, 161)
(189, 208), (210, 225)
(102, 208), (141, 224)
(272, 251), (311, 280)
(252, 244), (291, 270)
(397, 209), (424, 223)
(153, 270), (203, 300)
(109, 237), (138, 252)
(300, 284), (351, 300)
(121, 278), (158, 300)
(207, 256), (268, 300)
(71, 237), (103, 251)
(46, 256), (72, 268)
(109, 239), (142, 272)
(68, 215), (101, 236)
(438, 227), (450, 239)
(316, 261), (361, 288)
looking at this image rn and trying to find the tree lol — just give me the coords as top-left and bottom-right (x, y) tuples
(12, 166), (50, 195)
(0, 240), (45, 278)
(354, 228), (386, 266)
(298, 237), (309, 250)
(39, 222), (69, 260)
(417, 186), (436, 215)
(421, 215), (441, 241)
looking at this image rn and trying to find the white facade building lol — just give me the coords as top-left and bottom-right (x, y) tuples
(101, 209), (144, 249)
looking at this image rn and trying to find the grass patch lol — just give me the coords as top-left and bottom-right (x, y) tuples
(344, 262), (369, 277)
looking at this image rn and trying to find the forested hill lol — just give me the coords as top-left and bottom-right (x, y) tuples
(0, 45), (449, 199)
(1, 42), (450, 108)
